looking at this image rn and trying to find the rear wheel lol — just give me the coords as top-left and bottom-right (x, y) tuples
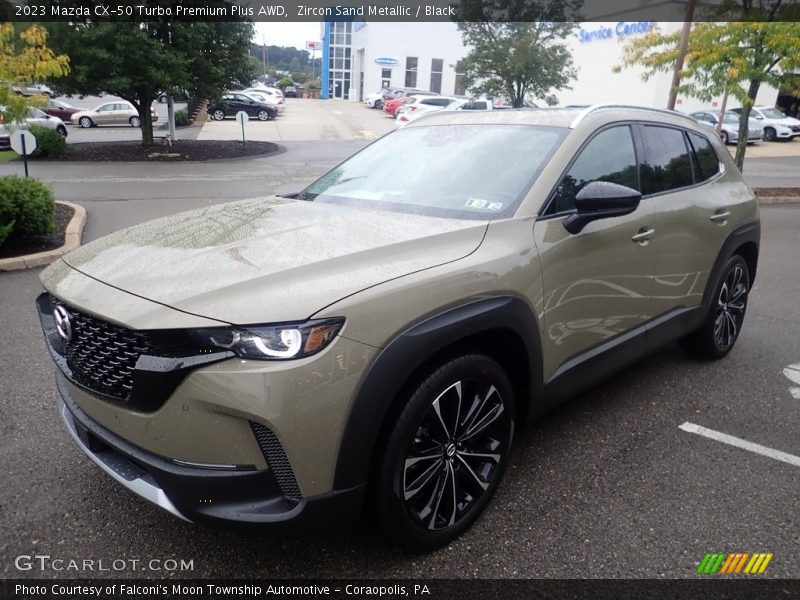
(681, 255), (750, 359)
(375, 354), (515, 550)
(129, 116), (141, 127)
(257, 110), (270, 121)
(212, 109), (225, 121)
(720, 130), (729, 144)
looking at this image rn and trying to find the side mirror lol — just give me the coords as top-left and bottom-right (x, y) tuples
(563, 181), (642, 234)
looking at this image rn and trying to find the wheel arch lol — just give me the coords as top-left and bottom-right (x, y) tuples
(332, 295), (543, 492)
(701, 220), (760, 311)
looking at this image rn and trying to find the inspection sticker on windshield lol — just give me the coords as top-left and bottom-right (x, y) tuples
(465, 198), (504, 211)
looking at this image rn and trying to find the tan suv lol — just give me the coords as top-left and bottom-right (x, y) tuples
(37, 105), (759, 549)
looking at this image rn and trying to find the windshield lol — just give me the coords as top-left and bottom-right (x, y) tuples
(301, 124), (566, 219)
(760, 107), (787, 119)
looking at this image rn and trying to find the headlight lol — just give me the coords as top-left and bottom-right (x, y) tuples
(191, 318), (344, 360)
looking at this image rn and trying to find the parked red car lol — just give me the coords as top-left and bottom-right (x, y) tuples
(383, 96), (411, 117)
(41, 99), (80, 121)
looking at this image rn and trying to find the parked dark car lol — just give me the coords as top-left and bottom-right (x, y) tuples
(156, 91), (189, 104)
(41, 99), (80, 121)
(284, 86), (298, 98)
(207, 93), (277, 121)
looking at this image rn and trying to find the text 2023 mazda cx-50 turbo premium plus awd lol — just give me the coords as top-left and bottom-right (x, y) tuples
(37, 105), (759, 549)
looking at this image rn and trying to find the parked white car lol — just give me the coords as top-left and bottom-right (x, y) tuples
(364, 91), (385, 109)
(395, 98), (492, 128)
(729, 106), (800, 141)
(0, 107), (68, 139)
(243, 89), (284, 113)
(689, 111), (762, 145)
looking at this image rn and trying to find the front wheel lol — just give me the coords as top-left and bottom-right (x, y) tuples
(129, 116), (141, 127)
(720, 130), (729, 144)
(375, 99), (383, 109)
(56, 125), (67, 137)
(681, 255), (750, 359)
(763, 127), (777, 142)
(375, 355), (515, 550)
(78, 117), (93, 128)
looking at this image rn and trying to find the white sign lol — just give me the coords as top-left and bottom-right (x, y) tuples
(374, 57), (400, 67)
(306, 41), (322, 50)
(235, 111), (249, 125)
(10, 129), (36, 155)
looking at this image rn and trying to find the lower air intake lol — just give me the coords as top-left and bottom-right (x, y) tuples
(250, 422), (302, 501)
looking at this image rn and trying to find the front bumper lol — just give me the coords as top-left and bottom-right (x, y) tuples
(57, 372), (365, 527)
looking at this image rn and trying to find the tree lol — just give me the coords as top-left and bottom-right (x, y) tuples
(455, 21), (578, 107)
(277, 76), (294, 88)
(0, 24), (69, 125)
(615, 2), (800, 169)
(46, 14), (256, 146)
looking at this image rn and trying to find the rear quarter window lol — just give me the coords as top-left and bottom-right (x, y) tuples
(687, 132), (721, 182)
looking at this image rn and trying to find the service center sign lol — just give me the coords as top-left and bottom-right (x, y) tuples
(578, 21), (653, 43)
(374, 57), (400, 66)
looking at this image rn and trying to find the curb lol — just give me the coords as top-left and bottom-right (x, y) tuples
(757, 196), (800, 205)
(0, 201), (87, 272)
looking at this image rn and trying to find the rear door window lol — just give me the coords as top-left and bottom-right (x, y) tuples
(687, 132), (721, 182)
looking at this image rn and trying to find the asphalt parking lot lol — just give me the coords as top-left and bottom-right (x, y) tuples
(0, 103), (798, 579)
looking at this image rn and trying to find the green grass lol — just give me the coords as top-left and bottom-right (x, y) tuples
(0, 150), (19, 163)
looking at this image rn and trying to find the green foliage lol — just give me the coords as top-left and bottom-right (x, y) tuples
(277, 76), (294, 88)
(455, 17), (578, 107)
(616, 14), (800, 168)
(249, 44), (319, 75)
(174, 110), (189, 127)
(30, 125), (67, 158)
(0, 175), (55, 246)
(306, 78), (321, 90)
(0, 24), (70, 126)
(46, 12), (256, 146)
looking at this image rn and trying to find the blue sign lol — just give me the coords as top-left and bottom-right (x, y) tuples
(374, 57), (400, 66)
(578, 21), (653, 43)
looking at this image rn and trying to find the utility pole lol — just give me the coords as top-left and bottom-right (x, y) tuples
(262, 34), (268, 76)
(667, 0), (697, 110)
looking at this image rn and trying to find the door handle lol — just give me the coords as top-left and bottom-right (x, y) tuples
(709, 211), (731, 223)
(631, 228), (656, 244)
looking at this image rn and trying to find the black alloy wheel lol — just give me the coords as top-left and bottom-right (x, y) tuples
(376, 355), (515, 549)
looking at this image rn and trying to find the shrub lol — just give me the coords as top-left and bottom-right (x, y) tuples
(0, 175), (55, 246)
(174, 109), (189, 127)
(277, 76), (294, 88)
(30, 125), (67, 158)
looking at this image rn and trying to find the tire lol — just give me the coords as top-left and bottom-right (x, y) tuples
(56, 125), (67, 137)
(78, 117), (93, 128)
(720, 130), (729, 145)
(375, 100), (383, 109)
(257, 110), (270, 121)
(680, 255), (750, 360)
(129, 116), (141, 127)
(374, 354), (515, 550)
(158, 95), (167, 104)
(763, 127), (777, 142)
(212, 109), (225, 121)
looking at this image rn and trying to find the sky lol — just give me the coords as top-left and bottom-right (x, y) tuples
(253, 23), (322, 51)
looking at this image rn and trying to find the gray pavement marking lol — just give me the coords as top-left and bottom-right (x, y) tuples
(679, 422), (800, 467)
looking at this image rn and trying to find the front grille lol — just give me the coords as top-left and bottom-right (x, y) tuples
(50, 297), (197, 402)
(250, 422), (302, 500)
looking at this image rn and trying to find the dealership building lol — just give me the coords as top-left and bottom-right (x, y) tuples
(319, 20), (784, 113)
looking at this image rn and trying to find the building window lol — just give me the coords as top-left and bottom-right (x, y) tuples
(381, 68), (392, 79)
(430, 58), (443, 94)
(405, 56), (418, 88)
(454, 60), (466, 96)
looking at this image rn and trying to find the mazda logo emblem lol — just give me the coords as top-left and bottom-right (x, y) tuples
(53, 305), (73, 342)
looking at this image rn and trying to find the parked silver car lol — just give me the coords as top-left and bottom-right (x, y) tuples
(689, 111), (762, 145)
(71, 101), (158, 128)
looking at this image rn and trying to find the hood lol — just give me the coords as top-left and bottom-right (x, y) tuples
(60, 196), (487, 325)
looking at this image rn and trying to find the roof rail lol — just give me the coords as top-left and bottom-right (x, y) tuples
(569, 104), (696, 128)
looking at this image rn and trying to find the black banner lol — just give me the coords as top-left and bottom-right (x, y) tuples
(2, 579), (800, 600)
(3, 0), (800, 22)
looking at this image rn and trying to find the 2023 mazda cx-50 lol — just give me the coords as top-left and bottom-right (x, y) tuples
(37, 105), (759, 549)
